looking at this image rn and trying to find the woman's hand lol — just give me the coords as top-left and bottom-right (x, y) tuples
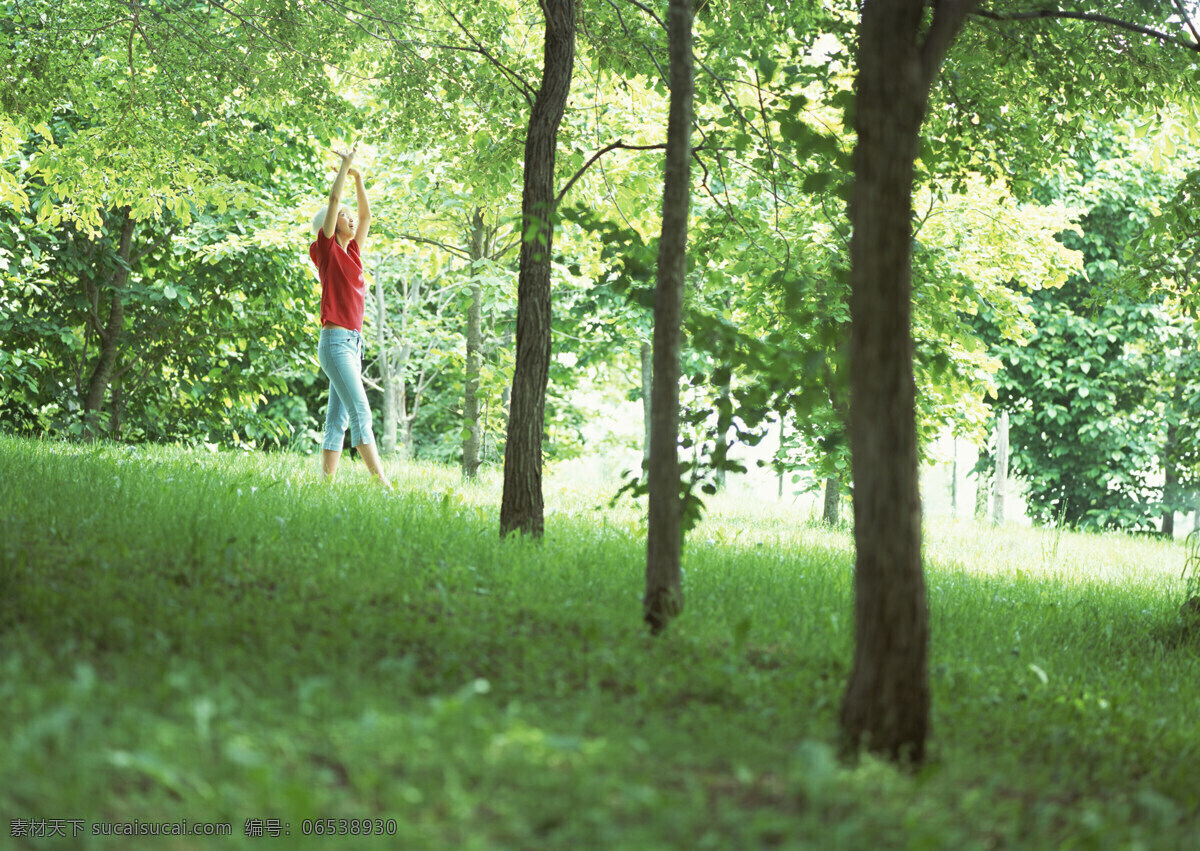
(332, 145), (357, 166)
(347, 167), (362, 182)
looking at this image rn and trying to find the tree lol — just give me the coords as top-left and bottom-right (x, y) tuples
(838, 0), (979, 763)
(0, 177), (321, 446)
(643, 0), (694, 634)
(990, 120), (1200, 531)
(839, 0), (1200, 762)
(500, 0), (577, 538)
(463, 208), (490, 478)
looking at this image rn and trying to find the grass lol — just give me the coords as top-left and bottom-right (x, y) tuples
(1, 433), (1198, 850)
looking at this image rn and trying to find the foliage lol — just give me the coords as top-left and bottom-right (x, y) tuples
(2, 436), (1199, 847)
(0, 121), (324, 448)
(1121, 154), (1200, 316)
(935, 2), (1200, 197)
(1, 0), (1199, 514)
(993, 122), (1200, 531)
(996, 302), (1169, 530)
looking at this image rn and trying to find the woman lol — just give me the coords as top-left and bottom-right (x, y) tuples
(310, 146), (391, 489)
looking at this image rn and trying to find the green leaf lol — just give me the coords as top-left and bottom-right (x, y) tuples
(757, 57), (778, 84)
(802, 173), (832, 194)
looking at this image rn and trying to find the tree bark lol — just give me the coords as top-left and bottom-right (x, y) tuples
(640, 340), (653, 475)
(823, 476), (840, 526)
(713, 379), (731, 492)
(83, 208), (135, 437)
(841, 0), (978, 765)
(499, 0), (576, 537)
(950, 437), (959, 518)
(1163, 413), (1179, 538)
(643, 0), (693, 635)
(398, 338), (418, 459)
(992, 410), (1009, 525)
(375, 259), (400, 457)
(974, 442), (991, 520)
(778, 413), (787, 500)
(463, 208), (486, 479)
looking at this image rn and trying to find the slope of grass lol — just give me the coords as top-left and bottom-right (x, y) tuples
(1, 435), (1198, 849)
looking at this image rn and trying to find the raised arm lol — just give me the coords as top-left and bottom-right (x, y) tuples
(321, 147), (356, 239)
(349, 167), (371, 250)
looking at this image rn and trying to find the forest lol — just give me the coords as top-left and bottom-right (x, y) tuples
(3, 0), (1200, 847)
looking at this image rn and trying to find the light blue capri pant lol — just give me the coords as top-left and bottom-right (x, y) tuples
(317, 327), (376, 451)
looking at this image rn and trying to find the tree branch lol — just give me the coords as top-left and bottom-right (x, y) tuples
(923, 0), (983, 90)
(604, 0), (668, 84)
(1171, 0), (1200, 47)
(129, 223), (177, 266)
(394, 233), (472, 259)
(555, 140), (668, 206)
(973, 7), (1200, 52)
(436, 1), (536, 106)
(753, 66), (789, 272)
(318, 0), (391, 44)
(615, 0), (666, 31)
(200, 0), (374, 80)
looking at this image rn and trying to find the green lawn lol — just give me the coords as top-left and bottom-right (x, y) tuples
(2, 435), (1198, 849)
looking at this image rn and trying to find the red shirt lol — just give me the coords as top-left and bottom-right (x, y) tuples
(310, 229), (366, 331)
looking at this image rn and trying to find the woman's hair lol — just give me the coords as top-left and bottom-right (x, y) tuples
(311, 208), (328, 236)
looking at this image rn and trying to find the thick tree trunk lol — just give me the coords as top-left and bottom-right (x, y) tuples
(499, 0), (576, 537)
(840, 0), (980, 765)
(640, 341), (652, 475)
(841, 0), (934, 764)
(83, 208), (135, 436)
(643, 0), (693, 635)
(463, 209), (486, 480)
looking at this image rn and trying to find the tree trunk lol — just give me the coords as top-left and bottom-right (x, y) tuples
(992, 410), (1009, 525)
(1163, 414), (1179, 538)
(643, 0), (693, 635)
(499, 0), (576, 538)
(375, 259), (400, 457)
(463, 208), (486, 479)
(713, 379), (731, 492)
(382, 382), (401, 457)
(974, 441), (990, 520)
(640, 341), (652, 475)
(823, 476), (840, 526)
(403, 414), (415, 458)
(778, 413), (787, 500)
(397, 344), (413, 459)
(950, 437), (958, 518)
(841, 0), (978, 765)
(83, 208), (135, 437)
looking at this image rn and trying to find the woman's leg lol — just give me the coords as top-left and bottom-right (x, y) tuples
(354, 441), (391, 487)
(321, 330), (390, 487)
(318, 331), (351, 481)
